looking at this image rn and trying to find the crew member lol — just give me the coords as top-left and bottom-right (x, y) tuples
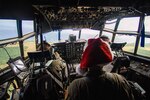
(66, 38), (134, 100)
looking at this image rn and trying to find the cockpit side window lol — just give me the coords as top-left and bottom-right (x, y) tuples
(104, 19), (117, 30)
(117, 17), (140, 32)
(0, 19), (18, 40)
(0, 43), (20, 69)
(22, 20), (34, 35)
(137, 37), (150, 57)
(23, 37), (36, 57)
(144, 16), (150, 34)
(137, 16), (150, 57)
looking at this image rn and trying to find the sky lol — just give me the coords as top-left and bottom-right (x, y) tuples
(0, 20), (33, 40)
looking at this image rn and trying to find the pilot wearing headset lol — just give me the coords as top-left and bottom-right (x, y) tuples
(66, 38), (134, 100)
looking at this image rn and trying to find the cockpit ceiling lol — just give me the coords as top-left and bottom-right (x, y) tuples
(34, 6), (143, 30)
(0, 0), (150, 30)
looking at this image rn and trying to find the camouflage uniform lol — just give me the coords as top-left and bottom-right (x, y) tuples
(66, 70), (135, 100)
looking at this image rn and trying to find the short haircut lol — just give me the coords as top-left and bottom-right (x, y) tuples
(100, 35), (109, 40)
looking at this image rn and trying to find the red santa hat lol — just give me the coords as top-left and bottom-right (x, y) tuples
(88, 38), (95, 45)
(80, 38), (113, 69)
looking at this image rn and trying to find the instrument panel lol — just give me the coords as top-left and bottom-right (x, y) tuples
(130, 60), (150, 78)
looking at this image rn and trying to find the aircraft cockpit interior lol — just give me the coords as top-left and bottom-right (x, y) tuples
(0, 0), (150, 100)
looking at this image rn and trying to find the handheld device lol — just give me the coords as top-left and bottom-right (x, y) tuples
(7, 57), (28, 80)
